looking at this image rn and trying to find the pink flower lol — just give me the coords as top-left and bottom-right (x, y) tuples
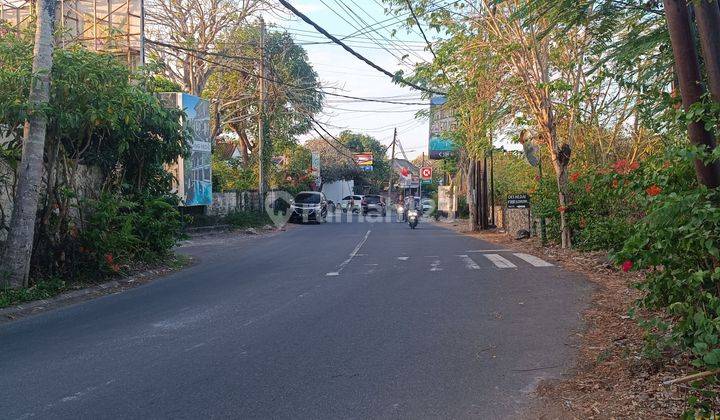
(621, 260), (633, 273)
(570, 172), (580, 183)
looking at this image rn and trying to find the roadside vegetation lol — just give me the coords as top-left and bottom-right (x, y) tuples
(386, 0), (720, 414)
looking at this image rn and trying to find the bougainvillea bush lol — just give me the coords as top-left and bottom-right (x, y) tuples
(533, 146), (720, 378)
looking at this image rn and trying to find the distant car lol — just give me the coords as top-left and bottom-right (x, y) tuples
(290, 191), (328, 223)
(340, 195), (364, 213)
(362, 194), (386, 216)
(421, 198), (433, 212)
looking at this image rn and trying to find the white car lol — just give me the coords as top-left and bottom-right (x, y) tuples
(340, 195), (364, 213)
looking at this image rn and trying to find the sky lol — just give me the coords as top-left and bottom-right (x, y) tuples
(266, 0), (439, 160)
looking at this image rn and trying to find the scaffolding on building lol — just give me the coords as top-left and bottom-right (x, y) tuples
(0, 0), (144, 66)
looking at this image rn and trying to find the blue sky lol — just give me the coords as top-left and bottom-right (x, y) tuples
(268, 1), (436, 160)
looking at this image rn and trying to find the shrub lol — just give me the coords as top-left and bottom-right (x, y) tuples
(80, 195), (183, 274)
(225, 210), (271, 228)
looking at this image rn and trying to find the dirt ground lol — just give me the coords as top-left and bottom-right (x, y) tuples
(439, 220), (719, 418)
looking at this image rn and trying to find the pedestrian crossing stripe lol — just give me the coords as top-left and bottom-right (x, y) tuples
(512, 253), (554, 267)
(483, 254), (517, 269)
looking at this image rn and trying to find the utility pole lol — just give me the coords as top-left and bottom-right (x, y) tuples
(257, 17), (267, 210)
(388, 128), (396, 204)
(418, 152), (424, 201)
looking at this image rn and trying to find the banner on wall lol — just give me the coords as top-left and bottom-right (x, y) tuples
(158, 93), (212, 206)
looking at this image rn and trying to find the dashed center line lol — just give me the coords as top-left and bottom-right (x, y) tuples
(326, 230), (371, 277)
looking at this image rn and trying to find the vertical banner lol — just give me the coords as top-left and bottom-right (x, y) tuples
(311, 152), (321, 188)
(428, 95), (457, 159)
(158, 93), (212, 206)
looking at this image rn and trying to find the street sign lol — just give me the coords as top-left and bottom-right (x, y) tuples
(420, 166), (433, 180)
(507, 194), (530, 209)
(421, 179), (432, 185)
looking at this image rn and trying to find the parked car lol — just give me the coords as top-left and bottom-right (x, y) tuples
(289, 191), (328, 223)
(361, 194), (386, 216)
(340, 195), (364, 213)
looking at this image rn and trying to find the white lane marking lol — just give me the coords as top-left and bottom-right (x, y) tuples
(326, 230), (372, 276)
(513, 253), (554, 267)
(430, 259), (442, 272)
(397, 256), (409, 261)
(484, 254), (517, 269)
(458, 255), (480, 270)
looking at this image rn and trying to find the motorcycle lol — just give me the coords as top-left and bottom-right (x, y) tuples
(407, 209), (419, 229)
(396, 204), (406, 222)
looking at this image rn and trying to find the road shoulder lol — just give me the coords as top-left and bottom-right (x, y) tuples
(434, 219), (711, 417)
(0, 226), (286, 324)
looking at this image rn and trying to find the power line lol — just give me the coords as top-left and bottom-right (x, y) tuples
(147, 39), (431, 106)
(277, 0), (446, 96)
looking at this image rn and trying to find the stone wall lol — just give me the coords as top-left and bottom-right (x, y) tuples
(503, 207), (533, 236)
(0, 161), (104, 241)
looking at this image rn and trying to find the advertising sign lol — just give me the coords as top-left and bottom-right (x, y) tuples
(428, 95), (457, 159)
(158, 93), (212, 206)
(354, 153), (373, 172)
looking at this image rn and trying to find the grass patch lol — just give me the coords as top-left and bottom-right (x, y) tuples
(224, 210), (273, 228)
(0, 278), (67, 309)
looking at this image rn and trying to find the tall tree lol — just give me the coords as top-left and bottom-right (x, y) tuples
(145, 0), (265, 95)
(204, 27), (323, 159)
(2, 0), (58, 288)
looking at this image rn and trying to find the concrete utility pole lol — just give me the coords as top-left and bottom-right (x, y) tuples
(387, 128), (396, 204)
(663, 0), (720, 187)
(257, 17), (267, 209)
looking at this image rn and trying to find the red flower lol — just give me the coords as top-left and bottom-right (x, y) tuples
(104, 253), (114, 264)
(646, 184), (662, 197)
(629, 161), (640, 171)
(557, 205), (567, 213)
(613, 159), (628, 174)
(612, 179), (619, 189)
(570, 172), (580, 183)
(585, 183), (592, 193)
(621, 260), (633, 273)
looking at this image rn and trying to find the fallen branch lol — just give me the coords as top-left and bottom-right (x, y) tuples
(662, 369), (720, 386)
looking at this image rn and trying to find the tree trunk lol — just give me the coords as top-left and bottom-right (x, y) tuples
(467, 158), (478, 231)
(695, 0), (720, 102)
(2, 0), (58, 288)
(664, 0), (720, 187)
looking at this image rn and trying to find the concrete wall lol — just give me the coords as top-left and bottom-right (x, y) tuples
(207, 192), (237, 216)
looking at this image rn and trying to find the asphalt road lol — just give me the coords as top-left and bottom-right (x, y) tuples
(0, 213), (591, 419)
